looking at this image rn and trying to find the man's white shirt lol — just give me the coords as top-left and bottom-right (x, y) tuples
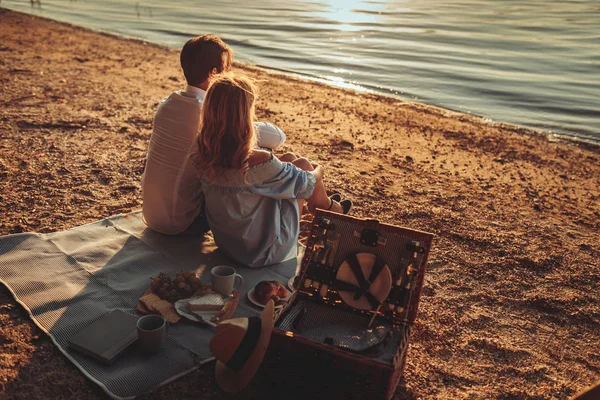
(142, 85), (286, 234)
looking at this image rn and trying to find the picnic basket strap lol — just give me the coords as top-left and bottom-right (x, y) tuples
(363, 291), (383, 309)
(334, 280), (361, 293)
(368, 256), (385, 283)
(334, 279), (382, 309)
(346, 253), (370, 300)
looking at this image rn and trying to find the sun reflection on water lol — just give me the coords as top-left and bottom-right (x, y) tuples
(319, 0), (386, 29)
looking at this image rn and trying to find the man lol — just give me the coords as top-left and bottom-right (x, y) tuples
(142, 35), (286, 235)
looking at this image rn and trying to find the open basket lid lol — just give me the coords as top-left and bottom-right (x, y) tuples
(294, 209), (434, 325)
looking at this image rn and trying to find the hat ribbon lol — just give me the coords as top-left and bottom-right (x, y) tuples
(226, 316), (262, 372)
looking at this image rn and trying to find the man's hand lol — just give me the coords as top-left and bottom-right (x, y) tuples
(312, 164), (324, 182)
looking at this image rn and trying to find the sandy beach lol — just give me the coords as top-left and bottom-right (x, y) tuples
(1, 8), (599, 399)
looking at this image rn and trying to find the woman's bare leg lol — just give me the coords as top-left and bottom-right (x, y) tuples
(278, 153), (307, 211)
(278, 152), (298, 163)
(292, 157), (343, 213)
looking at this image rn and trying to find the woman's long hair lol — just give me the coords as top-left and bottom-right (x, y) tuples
(195, 74), (257, 183)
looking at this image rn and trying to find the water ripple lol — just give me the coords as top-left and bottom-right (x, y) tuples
(3, 0), (599, 143)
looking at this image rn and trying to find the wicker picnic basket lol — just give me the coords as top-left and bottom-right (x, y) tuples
(261, 209), (434, 399)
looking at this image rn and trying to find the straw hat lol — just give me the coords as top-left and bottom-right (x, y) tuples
(210, 300), (275, 393)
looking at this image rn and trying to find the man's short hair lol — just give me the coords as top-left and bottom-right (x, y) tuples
(180, 35), (233, 86)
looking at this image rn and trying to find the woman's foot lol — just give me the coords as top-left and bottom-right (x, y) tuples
(340, 199), (353, 214)
(330, 193), (342, 203)
(327, 198), (352, 214)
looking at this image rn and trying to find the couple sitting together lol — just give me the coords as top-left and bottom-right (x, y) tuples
(142, 35), (352, 268)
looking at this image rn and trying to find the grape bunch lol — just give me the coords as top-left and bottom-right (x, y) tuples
(150, 271), (204, 303)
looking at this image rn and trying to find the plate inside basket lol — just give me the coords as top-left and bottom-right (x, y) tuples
(336, 253), (392, 311)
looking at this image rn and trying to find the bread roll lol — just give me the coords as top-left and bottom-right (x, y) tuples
(254, 280), (286, 305)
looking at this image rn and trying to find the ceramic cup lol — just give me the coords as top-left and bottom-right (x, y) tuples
(137, 315), (167, 353)
(211, 265), (244, 296)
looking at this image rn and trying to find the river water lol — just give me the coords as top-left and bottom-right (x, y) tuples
(3, 0), (599, 143)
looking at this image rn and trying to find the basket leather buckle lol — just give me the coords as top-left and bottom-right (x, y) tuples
(359, 229), (379, 247)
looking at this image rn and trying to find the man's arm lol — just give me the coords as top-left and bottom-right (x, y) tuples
(254, 122), (286, 150)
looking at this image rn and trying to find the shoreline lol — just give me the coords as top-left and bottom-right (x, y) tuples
(2, 5), (599, 148)
(1, 8), (599, 400)
(241, 63), (600, 151)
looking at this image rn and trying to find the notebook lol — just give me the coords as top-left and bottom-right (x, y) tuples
(68, 309), (139, 365)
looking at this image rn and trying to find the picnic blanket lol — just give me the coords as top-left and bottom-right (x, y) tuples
(0, 211), (299, 399)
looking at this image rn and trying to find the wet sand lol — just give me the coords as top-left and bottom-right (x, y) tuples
(1, 8), (599, 400)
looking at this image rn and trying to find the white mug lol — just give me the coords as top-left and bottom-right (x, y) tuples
(211, 265), (244, 296)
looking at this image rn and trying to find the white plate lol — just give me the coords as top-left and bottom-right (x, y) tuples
(336, 253), (392, 311)
(288, 276), (296, 292)
(247, 287), (290, 309)
(174, 294), (225, 323)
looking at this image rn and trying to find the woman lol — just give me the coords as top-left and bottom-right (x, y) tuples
(195, 74), (351, 267)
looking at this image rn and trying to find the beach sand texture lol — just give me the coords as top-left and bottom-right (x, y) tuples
(1, 8), (599, 400)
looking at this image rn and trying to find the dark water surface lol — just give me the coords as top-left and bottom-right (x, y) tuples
(4, 0), (600, 143)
